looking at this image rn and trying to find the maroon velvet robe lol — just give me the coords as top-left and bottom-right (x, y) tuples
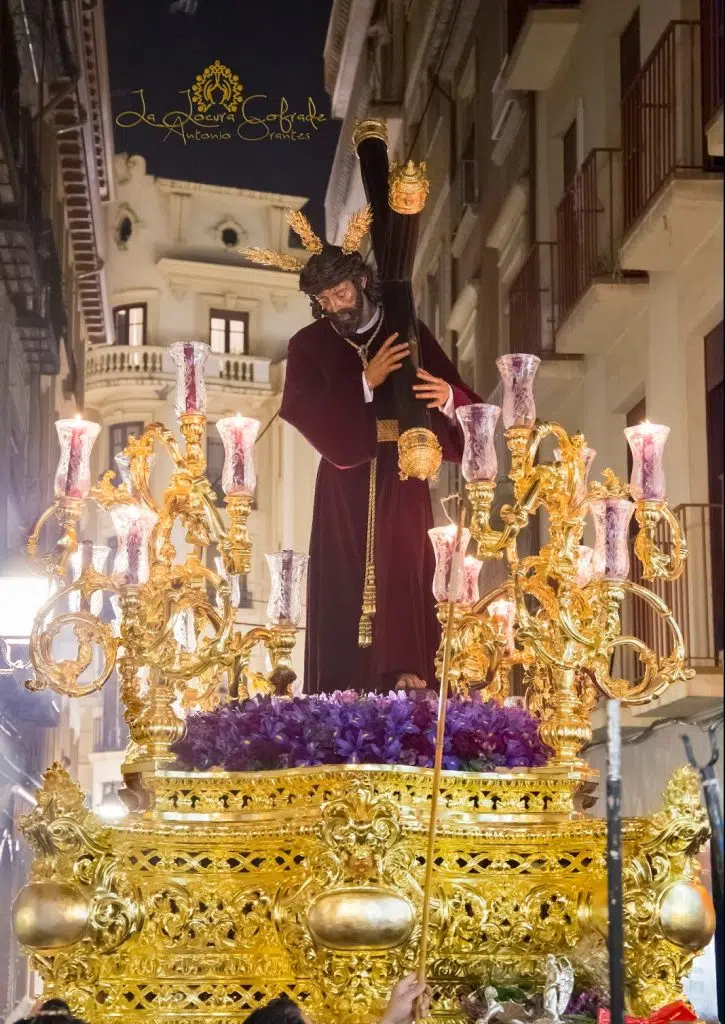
(280, 313), (480, 694)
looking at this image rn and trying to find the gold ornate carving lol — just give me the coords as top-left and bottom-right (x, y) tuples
(398, 426), (442, 481)
(15, 765), (710, 1023)
(341, 203), (373, 254)
(242, 247), (305, 271)
(388, 159), (430, 214)
(285, 208), (323, 254)
(352, 117), (388, 148)
(450, 418), (691, 766)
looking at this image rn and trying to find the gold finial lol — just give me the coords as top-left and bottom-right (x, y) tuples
(241, 247), (305, 272)
(285, 209), (323, 254)
(351, 118), (388, 150)
(388, 160), (430, 215)
(341, 204), (373, 254)
(589, 468), (631, 501)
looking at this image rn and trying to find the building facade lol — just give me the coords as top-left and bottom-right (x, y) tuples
(324, 0), (723, 807)
(0, 0), (115, 1013)
(80, 154), (319, 802)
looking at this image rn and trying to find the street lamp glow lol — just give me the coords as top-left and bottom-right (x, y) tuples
(0, 577), (52, 640)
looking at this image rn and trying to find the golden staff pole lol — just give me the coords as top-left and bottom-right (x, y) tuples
(416, 500), (467, 1022)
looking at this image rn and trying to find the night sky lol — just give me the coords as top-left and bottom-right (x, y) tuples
(105, 0), (340, 234)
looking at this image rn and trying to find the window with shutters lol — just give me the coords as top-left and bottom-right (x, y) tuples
(113, 304), (146, 346)
(209, 309), (249, 355)
(109, 422), (144, 473)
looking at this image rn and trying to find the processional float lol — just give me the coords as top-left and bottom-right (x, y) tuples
(10, 122), (717, 1024)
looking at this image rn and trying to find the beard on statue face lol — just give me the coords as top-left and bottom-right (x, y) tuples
(323, 283), (366, 335)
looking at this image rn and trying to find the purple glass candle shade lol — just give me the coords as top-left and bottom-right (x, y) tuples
(216, 415), (260, 497)
(54, 417), (101, 499)
(590, 498), (635, 581)
(265, 550), (309, 626)
(456, 404), (501, 483)
(110, 505), (158, 586)
(496, 353), (540, 429)
(169, 341), (211, 418)
(624, 422), (670, 501)
(428, 525), (472, 603)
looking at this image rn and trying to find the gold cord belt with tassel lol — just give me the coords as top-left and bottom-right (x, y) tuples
(358, 419), (400, 648)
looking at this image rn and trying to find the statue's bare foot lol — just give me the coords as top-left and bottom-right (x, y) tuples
(395, 673), (428, 691)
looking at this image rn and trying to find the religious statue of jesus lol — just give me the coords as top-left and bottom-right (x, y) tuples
(275, 235), (480, 694)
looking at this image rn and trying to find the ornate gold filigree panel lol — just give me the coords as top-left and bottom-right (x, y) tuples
(14, 765), (713, 1024)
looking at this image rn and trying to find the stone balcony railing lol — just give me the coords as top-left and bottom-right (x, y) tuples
(85, 344), (275, 396)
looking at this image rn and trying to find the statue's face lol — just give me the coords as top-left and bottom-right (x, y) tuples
(315, 277), (367, 334)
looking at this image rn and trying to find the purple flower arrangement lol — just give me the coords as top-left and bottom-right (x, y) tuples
(171, 691), (550, 773)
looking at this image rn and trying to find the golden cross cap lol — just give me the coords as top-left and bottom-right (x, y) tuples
(388, 160), (430, 215)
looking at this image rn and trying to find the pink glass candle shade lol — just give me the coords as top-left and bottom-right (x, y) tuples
(216, 415), (260, 497)
(69, 542), (110, 615)
(624, 422), (670, 501)
(575, 545), (595, 588)
(460, 556), (483, 606)
(496, 353), (540, 429)
(590, 499), (635, 581)
(428, 525), (472, 603)
(169, 341), (211, 417)
(488, 597), (516, 651)
(110, 505), (158, 586)
(54, 418), (101, 499)
(265, 550), (309, 626)
(456, 404), (501, 483)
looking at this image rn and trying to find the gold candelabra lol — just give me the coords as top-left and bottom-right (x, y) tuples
(24, 341), (305, 773)
(435, 355), (692, 771)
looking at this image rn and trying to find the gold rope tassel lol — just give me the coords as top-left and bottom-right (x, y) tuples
(358, 457), (377, 648)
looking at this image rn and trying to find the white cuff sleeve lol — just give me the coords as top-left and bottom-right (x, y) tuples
(441, 384), (455, 420)
(362, 371), (374, 404)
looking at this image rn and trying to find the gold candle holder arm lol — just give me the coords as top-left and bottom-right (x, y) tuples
(220, 494), (253, 576)
(26, 498), (84, 580)
(228, 623), (299, 697)
(26, 569), (119, 698)
(634, 500), (688, 581)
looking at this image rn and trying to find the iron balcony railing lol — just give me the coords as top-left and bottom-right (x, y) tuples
(556, 148), (627, 325)
(618, 503), (724, 682)
(622, 20), (704, 234)
(701, 0), (724, 130)
(508, 241), (558, 357)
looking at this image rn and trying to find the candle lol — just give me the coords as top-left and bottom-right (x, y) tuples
(488, 597), (516, 651)
(216, 414), (260, 497)
(168, 340), (211, 418)
(69, 542), (110, 616)
(54, 417), (101, 499)
(428, 525), (472, 603)
(496, 353), (540, 429)
(590, 499), (635, 581)
(606, 698), (625, 1024)
(456, 404), (501, 482)
(575, 545), (595, 587)
(460, 556), (483, 606)
(110, 505), (158, 586)
(265, 550), (309, 626)
(624, 421), (669, 501)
